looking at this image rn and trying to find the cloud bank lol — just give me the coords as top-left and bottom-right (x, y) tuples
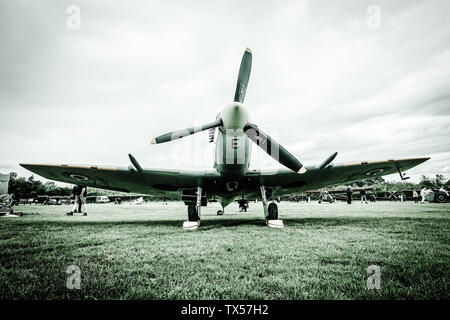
(1, 0), (449, 184)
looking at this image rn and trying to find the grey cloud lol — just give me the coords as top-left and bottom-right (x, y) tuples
(0, 0), (449, 183)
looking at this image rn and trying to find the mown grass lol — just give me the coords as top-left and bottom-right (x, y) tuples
(0, 201), (448, 300)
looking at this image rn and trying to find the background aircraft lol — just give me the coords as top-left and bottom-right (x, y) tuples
(21, 48), (429, 228)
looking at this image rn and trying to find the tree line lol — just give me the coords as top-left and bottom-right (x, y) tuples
(8, 173), (72, 200)
(350, 174), (450, 191)
(7, 173), (129, 200)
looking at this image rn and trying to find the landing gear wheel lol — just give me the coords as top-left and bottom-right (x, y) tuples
(436, 192), (448, 203)
(267, 203), (278, 220)
(188, 204), (199, 221)
(217, 210), (223, 215)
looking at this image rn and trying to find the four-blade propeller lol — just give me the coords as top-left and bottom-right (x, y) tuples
(151, 48), (306, 174)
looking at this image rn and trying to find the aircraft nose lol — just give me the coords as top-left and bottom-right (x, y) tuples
(221, 102), (249, 130)
(232, 104), (241, 112)
(229, 104), (245, 118)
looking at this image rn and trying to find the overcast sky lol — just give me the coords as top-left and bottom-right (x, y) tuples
(1, 0), (449, 184)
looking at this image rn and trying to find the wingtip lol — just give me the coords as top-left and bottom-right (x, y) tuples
(410, 156), (431, 163)
(245, 47), (252, 54)
(19, 163), (38, 171)
(151, 139), (156, 145)
(298, 166), (307, 174)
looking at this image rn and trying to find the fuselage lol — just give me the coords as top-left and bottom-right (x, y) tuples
(212, 103), (253, 207)
(213, 102), (251, 178)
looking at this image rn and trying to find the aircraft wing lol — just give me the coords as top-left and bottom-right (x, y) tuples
(20, 157), (429, 200)
(19, 163), (220, 197)
(245, 157), (430, 196)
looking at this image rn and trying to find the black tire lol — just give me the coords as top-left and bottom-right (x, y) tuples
(435, 191), (448, 203)
(0, 195), (13, 208)
(188, 204), (198, 221)
(267, 203), (278, 220)
(217, 210), (223, 215)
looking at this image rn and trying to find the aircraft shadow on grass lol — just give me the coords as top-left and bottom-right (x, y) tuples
(16, 216), (421, 230)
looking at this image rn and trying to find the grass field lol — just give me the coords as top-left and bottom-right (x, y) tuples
(0, 201), (449, 300)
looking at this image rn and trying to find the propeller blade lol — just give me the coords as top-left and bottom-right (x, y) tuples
(128, 153), (143, 173)
(234, 48), (252, 103)
(244, 123), (306, 173)
(319, 152), (338, 169)
(151, 119), (222, 144)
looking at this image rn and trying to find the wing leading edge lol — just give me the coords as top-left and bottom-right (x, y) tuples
(20, 157), (429, 199)
(244, 157), (430, 196)
(19, 163), (220, 196)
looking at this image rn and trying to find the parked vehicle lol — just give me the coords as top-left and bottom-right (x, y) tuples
(130, 197), (144, 205)
(423, 189), (449, 203)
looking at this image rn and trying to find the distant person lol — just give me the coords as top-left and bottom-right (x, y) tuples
(318, 190), (324, 204)
(360, 188), (368, 204)
(346, 186), (353, 204)
(319, 188), (331, 204)
(67, 185), (79, 215)
(412, 190), (419, 203)
(420, 187), (428, 204)
(79, 186), (88, 216)
(67, 185), (87, 216)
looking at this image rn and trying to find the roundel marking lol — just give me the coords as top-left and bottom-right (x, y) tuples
(70, 174), (89, 181)
(366, 169), (384, 176)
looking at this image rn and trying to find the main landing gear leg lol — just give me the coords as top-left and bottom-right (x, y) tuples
(183, 187), (202, 230)
(260, 186), (283, 228)
(260, 186), (269, 220)
(196, 186), (202, 221)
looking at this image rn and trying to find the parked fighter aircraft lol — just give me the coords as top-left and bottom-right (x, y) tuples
(20, 48), (429, 228)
